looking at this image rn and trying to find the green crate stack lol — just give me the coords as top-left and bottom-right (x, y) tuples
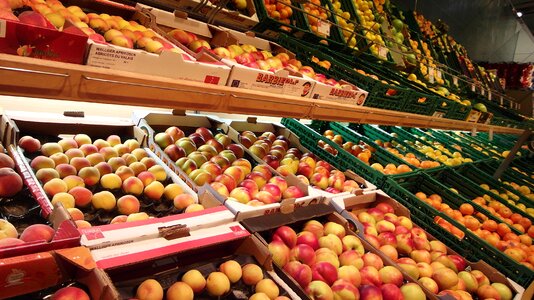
(512, 157), (534, 173)
(448, 131), (510, 155)
(474, 160), (534, 192)
(382, 173), (534, 288)
(454, 163), (534, 209)
(281, 118), (390, 186)
(425, 167), (533, 225)
(426, 129), (498, 161)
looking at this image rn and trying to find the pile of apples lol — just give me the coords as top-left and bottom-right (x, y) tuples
(262, 0), (293, 25)
(135, 260), (289, 300)
(321, 130), (414, 175)
(25, 0), (176, 54)
(416, 192), (534, 269)
(238, 130), (361, 194)
(351, 201), (514, 299)
(374, 139), (440, 169)
(155, 126), (305, 205)
(21, 134), (198, 228)
(267, 220), (428, 299)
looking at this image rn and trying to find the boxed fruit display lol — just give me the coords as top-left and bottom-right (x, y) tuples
(94, 233), (303, 299)
(241, 202), (442, 299)
(330, 190), (522, 299)
(135, 112), (325, 220)
(0, 246), (118, 299)
(0, 2), (88, 64)
(226, 118), (376, 197)
(7, 112), (225, 233)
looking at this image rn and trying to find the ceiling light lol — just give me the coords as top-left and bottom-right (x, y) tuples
(517, 11), (523, 17)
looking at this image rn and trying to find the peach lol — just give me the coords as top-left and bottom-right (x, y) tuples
(140, 157), (157, 168)
(100, 173), (122, 190)
(0, 237), (25, 248)
(181, 269), (206, 294)
(290, 243), (316, 266)
(51, 286), (90, 300)
(411, 249), (432, 264)
(173, 194), (195, 210)
(380, 283), (404, 300)
(219, 260), (242, 283)
(63, 175), (85, 191)
(184, 203), (204, 213)
(430, 240), (448, 253)
(304, 220), (324, 239)
(91, 191), (116, 211)
(163, 183), (183, 201)
(144, 181), (164, 200)
(477, 284), (501, 300)
(117, 195), (140, 215)
(284, 261), (312, 288)
(115, 143), (131, 156)
(122, 153), (137, 165)
(136, 279), (163, 300)
(116, 166), (135, 181)
(242, 263), (264, 285)
(400, 282), (426, 300)
(297, 231), (320, 250)
(110, 215), (128, 224)
(138, 171), (156, 187)
(99, 146), (118, 161)
(166, 282), (193, 300)
(306, 280), (334, 300)
(324, 222), (346, 239)
(93, 139), (110, 150)
(122, 176), (144, 196)
(41, 142), (63, 156)
(74, 134), (92, 146)
(312, 261), (338, 286)
(131, 148), (147, 160)
(331, 279), (359, 300)
(78, 167), (100, 186)
(79, 144), (98, 156)
(107, 157), (126, 171)
(55, 164), (77, 179)
(362, 252), (383, 270)
(432, 267), (459, 291)
(64, 149), (85, 163)
(70, 157), (91, 172)
(206, 272), (230, 296)
(18, 136), (41, 153)
(130, 162), (147, 176)
(471, 270), (489, 285)
(457, 271), (478, 293)
(31, 156), (55, 170)
(124, 139), (141, 152)
(67, 207), (84, 221)
(0, 219), (18, 240)
(57, 138), (77, 152)
(49, 152), (69, 166)
(147, 165), (166, 181)
(51, 192), (75, 209)
(43, 178), (68, 196)
(379, 245), (398, 261)
(76, 220), (92, 228)
(338, 265), (361, 287)
(339, 250), (363, 269)
(95, 162), (113, 176)
(316, 248), (340, 268)
(126, 212), (150, 222)
(255, 278), (279, 299)
(36, 168), (60, 183)
(106, 135), (121, 147)
(273, 226), (297, 248)
(268, 240), (290, 267)
(20, 224), (55, 242)
(342, 235), (365, 255)
(379, 265), (403, 287)
(416, 262), (433, 278)
(418, 277), (439, 294)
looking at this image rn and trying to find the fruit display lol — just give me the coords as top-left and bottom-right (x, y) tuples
(261, 0), (293, 26)
(331, 0), (358, 48)
(21, 132), (200, 227)
(351, 0), (388, 59)
(261, 215), (431, 299)
(236, 129), (365, 194)
(345, 194), (516, 299)
(153, 125), (307, 206)
(301, 0), (333, 38)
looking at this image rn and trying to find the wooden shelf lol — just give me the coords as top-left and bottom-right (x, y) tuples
(0, 54), (524, 134)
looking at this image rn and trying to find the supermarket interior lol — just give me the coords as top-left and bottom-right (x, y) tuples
(0, 0), (533, 299)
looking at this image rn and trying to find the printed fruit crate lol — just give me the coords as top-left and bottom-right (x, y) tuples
(9, 112), (226, 231)
(0, 246), (116, 299)
(226, 119), (376, 198)
(241, 202), (441, 299)
(281, 118), (389, 187)
(382, 173), (534, 288)
(252, 0), (311, 40)
(329, 190), (521, 299)
(135, 112), (323, 221)
(454, 163), (534, 210)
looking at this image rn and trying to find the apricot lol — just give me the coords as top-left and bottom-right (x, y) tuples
(148, 165), (167, 181)
(100, 173), (122, 190)
(36, 168), (60, 183)
(78, 166), (100, 186)
(63, 175), (85, 191)
(43, 178), (68, 197)
(163, 183), (183, 201)
(166, 282), (193, 300)
(117, 195), (140, 215)
(49, 152), (69, 166)
(41, 142), (63, 156)
(20, 224), (55, 242)
(206, 272), (230, 296)
(67, 207), (85, 221)
(182, 269), (206, 293)
(31, 156), (55, 170)
(144, 181), (164, 201)
(126, 212), (150, 222)
(242, 263), (264, 285)
(116, 166), (135, 181)
(18, 136), (41, 153)
(173, 194), (195, 210)
(91, 191), (116, 211)
(184, 203), (204, 213)
(129, 161), (147, 176)
(57, 138), (77, 152)
(122, 176), (144, 196)
(51, 192), (75, 209)
(219, 260), (242, 283)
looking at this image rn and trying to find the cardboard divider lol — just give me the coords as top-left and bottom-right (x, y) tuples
(330, 190), (522, 297)
(241, 203), (445, 300)
(134, 111), (325, 221)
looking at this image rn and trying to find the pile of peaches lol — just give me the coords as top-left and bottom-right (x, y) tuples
(20, 133), (198, 227)
(155, 126), (305, 205)
(416, 192), (534, 270)
(237, 130), (362, 194)
(351, 201), (514, 299)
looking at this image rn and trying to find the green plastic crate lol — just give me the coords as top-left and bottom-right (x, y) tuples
(252, 0), (310, 40)
(382, 174), (534, 288)
(474, 160), (534, 192)
(427, 130), (495, 161)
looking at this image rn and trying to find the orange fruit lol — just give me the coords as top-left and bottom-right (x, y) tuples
(497, 223), (512, 238)
(464, 216), (480, 230)
(503, 218), (513, 225)
(499, 207), (512, 218)
(510, 213), (523, 224)
(415, 192), (427, 200)
(476, 212), (489, 222)
(396, 164), (412, 173)
(450, 226), (465, 239)
(482, 220), (498, 232)
(431, 199), (442, 210)
(459, 203), (474, 215)
(513, 224), (525, 234)
(519, 218), (532, 231)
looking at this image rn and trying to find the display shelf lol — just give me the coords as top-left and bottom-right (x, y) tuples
(0, 54), (524, 134)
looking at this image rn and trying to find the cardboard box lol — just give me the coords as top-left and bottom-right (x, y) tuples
(0, 17), (87, 64)
(225, 118), (377, 197)
(466, 109), (482, 123)
(102, 234), (301, 299)
(241, 203), (441, 300)
(0, 246), (119, 299)
(330, 190), (523, 299)
(478, 112), (494, 124)
(135, 112), (324, 220)
(309, 79), (369, 105)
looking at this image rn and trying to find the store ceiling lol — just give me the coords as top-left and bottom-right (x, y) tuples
(511, 0), (534, 36)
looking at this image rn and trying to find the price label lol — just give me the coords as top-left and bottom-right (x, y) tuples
(378, 46), (389, 59)
(471, 84), (475, 92)
(488, 91), (492, 100)
(428, 67), (434, 83)
(0, 20), (6, 38)
(499, 96), (504, 105)
(481, 88), (485, 96)
(453, 76), (458, 86)
(437, 69), (442, 79)
(317, 20), (331, 37)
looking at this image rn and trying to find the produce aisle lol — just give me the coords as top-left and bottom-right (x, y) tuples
(0, 0), (533, 299)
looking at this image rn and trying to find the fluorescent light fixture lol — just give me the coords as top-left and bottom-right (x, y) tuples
(517, 11), (523, 17)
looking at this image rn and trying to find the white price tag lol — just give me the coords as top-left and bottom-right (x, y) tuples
(317, 20), (331, 37)
(0, 20), (6, 38)
(378, 46), (389, 59)
(481, 88), (485, 96)
(488, 91), (492, 100)
(453, 76), (458, 86)
(471, 84), (475, 92)
(428, 67), (434, 83)
(499, 96), (504, 105)
(437, 69), (442, 79)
